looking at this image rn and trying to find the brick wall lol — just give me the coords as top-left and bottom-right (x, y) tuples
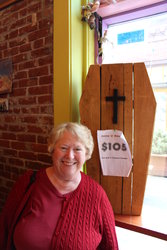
(0, 0), (54, 211)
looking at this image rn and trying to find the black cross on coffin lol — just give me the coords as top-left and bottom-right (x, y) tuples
(106, 89), (126, 124)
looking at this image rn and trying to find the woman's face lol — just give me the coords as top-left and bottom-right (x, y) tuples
(52, 131), (87, 181)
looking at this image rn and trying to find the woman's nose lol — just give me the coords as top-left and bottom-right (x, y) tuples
(66, 149), (74, 158)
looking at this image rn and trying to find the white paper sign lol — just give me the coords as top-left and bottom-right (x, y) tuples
(97, 130), (132, 177)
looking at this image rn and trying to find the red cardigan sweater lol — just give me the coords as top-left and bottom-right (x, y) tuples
(0, 169), (119, 250)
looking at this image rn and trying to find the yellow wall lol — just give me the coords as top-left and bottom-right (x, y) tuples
(53, 0), (94, 125)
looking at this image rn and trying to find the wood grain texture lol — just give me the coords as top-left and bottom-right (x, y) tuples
(132, 63), (156, 215)
(100, 64), (124, 213)
(79, 65), (101, 183)
(122, 63), (133, 214)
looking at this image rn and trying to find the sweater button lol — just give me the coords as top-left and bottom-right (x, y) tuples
(55, 231), (59, 236)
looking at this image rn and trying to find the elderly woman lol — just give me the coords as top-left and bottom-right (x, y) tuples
(0, 122), (119, 250)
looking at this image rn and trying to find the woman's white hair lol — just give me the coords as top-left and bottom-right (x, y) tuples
(48, 122), (94, 160)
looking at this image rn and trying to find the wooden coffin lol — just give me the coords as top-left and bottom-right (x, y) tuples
(79, 63), (156, 215)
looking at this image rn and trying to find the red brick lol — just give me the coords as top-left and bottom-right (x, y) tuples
(28, 85), (51, 95)
(3, 49), (10, 57)
(27, 2), (41, 13)
(28, 29), (50, 41)
(19, 60), (36, 70)
(0, 140), (10, 148)
(38, 153), (52, 164)
(18, 97), (36, 105)
(38, 94), (52, 104)
(3, 148), (17, 157)
(4, 115), (16, 123)
(33, 38), (44, 49)
(8, 30), (19, 39)
(41, 115), (54, 125)
(27, 125), (43, 134)
(13, 53), (27, 63)
(11, 141), (26, 150)
(0, 42), (7, 50)
(40, 105), (53, 114)
(19, 24), (37, 36)
(25, 160), (47, 170)
(18, 78), (37, 87)
(10, 47), (19, 56)
(31, 47), (51, 58)
(13, 108), (21, 114)
(39, 75), (53, 85)
(0, 124), (8, 131)
(20, 43), (32, 52)
(9, 37), (27, 47)
(8, 158), (24, 167)
(28, 66), (48, 77)
(17, 134), (36, 143)
(21, 116), (38, 123)
(8, 125), (25, 132)
(50, 64), (53, 74)
(39, 7), (53, 18)
(21, 106), (40, 114)
(32, 143), (47, 153)
(0, 156), (7, 164)
(14, 71), (28, 80)
(19, 151), (37, 160)
(37, 135), (48, 144)
(1, 132), (16, 140)
(11, 88), (26, 97)
(39, 19), (52, 29)
(10, 17), (27, 29)
(38, 55), (53, 66)
(45, 35), (53, 45)
(13, 64), (19, 73)
(19, 8), (27, 17)
(0, 26), (7, 34)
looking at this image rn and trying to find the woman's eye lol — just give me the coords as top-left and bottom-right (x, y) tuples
(61, 146), (67, 151)
(75, 148), (82, 152)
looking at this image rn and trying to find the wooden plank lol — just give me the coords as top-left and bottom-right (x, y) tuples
(100, 64), (124, 214)
(132, 63), (156, 215)
(122, 63), (133, 214)
(79, 65), (101, 183)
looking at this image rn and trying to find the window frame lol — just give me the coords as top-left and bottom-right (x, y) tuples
(97, 1), (167, 241)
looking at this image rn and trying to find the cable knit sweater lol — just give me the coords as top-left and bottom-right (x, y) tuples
(0, 169), (118, 250)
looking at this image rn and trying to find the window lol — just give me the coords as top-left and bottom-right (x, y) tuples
(101, 1), (167, 236)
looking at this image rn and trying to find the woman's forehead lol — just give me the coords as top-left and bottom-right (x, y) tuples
(57, 131), (83, 144)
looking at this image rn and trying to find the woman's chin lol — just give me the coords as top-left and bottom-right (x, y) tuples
(62, 168), (80, 181)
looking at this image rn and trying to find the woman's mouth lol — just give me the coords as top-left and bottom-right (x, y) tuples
(62, 160), (76, 166)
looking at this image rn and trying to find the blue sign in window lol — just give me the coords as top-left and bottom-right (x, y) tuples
(117, 30), (144, 45)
